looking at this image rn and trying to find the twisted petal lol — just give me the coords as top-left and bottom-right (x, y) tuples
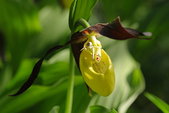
(10, 45), (66, 96)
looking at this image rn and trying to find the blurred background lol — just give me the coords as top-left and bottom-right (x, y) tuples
(0, 0), (169, 113)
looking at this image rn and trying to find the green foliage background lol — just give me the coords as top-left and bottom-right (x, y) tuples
(0, 0), (169, 113)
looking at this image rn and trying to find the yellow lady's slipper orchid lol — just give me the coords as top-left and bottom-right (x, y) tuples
(11, 17), (151, 96)
(79, 32), (115, 96)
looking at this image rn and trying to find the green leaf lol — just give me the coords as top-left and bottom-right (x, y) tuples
(72, 82), (91, 113)
(145, 93), (169, 113)
(29, 6), (70, 56)
(110, 109), (118, 113)
(0, 0), (41, 72)
(69, 0), (97, 32)
(90, 105), (110, 113)
(49, 106), (60, 113)
(0, 76), (84, 113)
(90, 105), (118, 113)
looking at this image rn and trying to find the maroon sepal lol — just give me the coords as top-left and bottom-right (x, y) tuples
(71, 32), (87, 68)
(86, 17), (151, 40)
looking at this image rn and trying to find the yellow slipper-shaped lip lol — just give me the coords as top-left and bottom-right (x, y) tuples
(80, 47), (115, 96)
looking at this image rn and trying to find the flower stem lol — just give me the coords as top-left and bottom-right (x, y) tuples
(78, 18), (90, 28)
(65, 18), (90, 113)
(65, 46), (75, 113)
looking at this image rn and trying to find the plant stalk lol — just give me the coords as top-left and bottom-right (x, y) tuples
(65, 18), (90, 113)
(78, 18), (90, 28)
(65, 46), (75, 113)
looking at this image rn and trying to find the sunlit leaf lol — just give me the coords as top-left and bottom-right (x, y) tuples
(30, 5), (70, 56)
(90, 105), (110, 113)
(145, 93), (169, 113)
(49, 106), (60, 113)
(69, 0), (97, 32)
(110, 109), (118, 113)
(0, 76), (84, 113)
(90, 105), (118, 113)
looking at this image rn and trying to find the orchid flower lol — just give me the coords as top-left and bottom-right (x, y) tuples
(11, 17), (151, 96)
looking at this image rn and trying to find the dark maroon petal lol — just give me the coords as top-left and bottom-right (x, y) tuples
(10, 45), (66, 96)
(87, 17), (151, 40)
(10, 58), (44, 96)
